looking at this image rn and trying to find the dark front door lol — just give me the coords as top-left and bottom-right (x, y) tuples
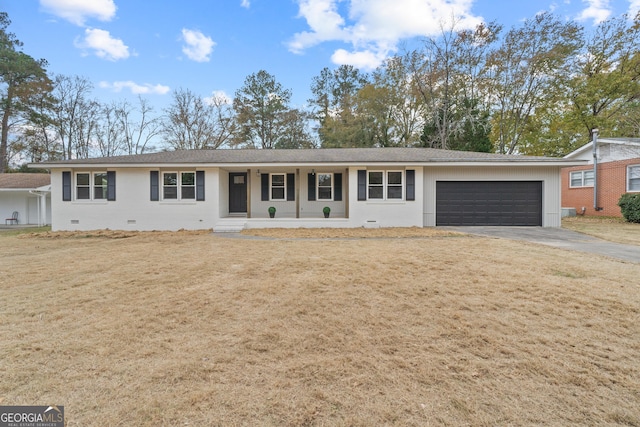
(229, 173), (247, 213)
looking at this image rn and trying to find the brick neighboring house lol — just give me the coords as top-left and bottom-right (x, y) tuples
(562, 137), (640, 217)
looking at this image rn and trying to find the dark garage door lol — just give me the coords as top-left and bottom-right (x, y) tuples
(436, 181), (542, 226)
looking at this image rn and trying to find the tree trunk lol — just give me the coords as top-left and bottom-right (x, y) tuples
(0, 89), (13, 173)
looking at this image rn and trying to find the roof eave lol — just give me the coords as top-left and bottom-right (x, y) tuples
(33, 159), (587, 169)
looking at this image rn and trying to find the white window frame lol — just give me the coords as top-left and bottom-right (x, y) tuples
(75, 172), (107, 201)
(628, 165), (640, 192)
(270, 173), (286, 201)
(569, 170), (594, 188)
(317, 173), (333, 201)
(367, 170), (404, 201)
(162, 171), (196, 201)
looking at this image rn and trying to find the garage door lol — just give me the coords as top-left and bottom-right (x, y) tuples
(436, 181), (542, 226)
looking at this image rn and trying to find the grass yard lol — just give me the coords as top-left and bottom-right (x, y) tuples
(562, 216), (640, 246)
(1, 225), (639, 426)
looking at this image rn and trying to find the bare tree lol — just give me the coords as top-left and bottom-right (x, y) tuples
(95, 101), (125, 157)
(50, 74), (94, 159)
(162, 88), (233, 150)
(118, 96), (161, 155)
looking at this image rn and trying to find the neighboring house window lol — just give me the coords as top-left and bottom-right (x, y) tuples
(76, 172), (108, 200)
(163, 172), (196, 200)
(368, 171), (404, 200)
(569, 170), (594, 188)
(271, 173), (286, 200)
(317, 173), (332, 200)
(628, 165), (640, 192)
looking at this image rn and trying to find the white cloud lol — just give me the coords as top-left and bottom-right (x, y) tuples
(75, 28), (130, 61)
(288, 0), (483, 69)
(99, 81), (171, 95)
(40, 0), (116, 26)
(241, 0), (251, 8)
(629, 0), (640, 18)
(204, 90), (232, 106)
(181, 29), (216, 62)
(331, 48), (388, 70)
(576, 0), (612, 23)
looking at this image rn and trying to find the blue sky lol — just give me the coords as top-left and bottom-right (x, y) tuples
(4, 0), (640, 112)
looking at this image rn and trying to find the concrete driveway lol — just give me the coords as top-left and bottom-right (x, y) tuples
(441, 226), (640, 264)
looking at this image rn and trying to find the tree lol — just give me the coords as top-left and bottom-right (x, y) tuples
(412, 21), (499, 150)
(50, 74), (95, 159)
(0, 12), (51, 171)
(95, 101), (125, 157)
(308, 65), (370, 147)
(162, 88), (233, 150)
(233, 70), (292, 149)
(485, 12), (582, 154)
(274, 108), (315, 149)
(117, 96), (161, 155)
(565, 13), (640, 140)
(370, 53), (426, 147)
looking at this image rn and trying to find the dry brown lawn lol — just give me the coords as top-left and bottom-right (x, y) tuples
(1, 227), (639, 426)
(563, 216), (640, 246)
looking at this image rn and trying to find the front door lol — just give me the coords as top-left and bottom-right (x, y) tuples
(229, 172), (247, 213)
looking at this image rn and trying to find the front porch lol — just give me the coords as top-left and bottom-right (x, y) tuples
(220, 167), (348, 223)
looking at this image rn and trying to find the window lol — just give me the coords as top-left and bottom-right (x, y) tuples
(628, 165), (640, 192)
(368, 171), (403, 200)
(163, 172), (196, 200)
(76, 172), (109, 200)
(94, 173), (108, 199)
(271, 173), (286, 200)
(76, 173), (90, 199)
(387, 171), (403, 199)
(181, 172), (195, 199)
(569, 170), (594, 188)
(317, 173), (332, 200)
(163, 172), (178, 199)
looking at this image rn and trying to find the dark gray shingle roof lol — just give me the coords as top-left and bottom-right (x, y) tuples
(33, 147), (573, 167)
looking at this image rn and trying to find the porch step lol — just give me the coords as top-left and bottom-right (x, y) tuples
(214, 219), (247, 233)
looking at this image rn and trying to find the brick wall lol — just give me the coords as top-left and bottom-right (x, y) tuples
(562, 158), (640, 217)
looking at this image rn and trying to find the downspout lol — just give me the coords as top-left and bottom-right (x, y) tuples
(592, 129), (602, 211)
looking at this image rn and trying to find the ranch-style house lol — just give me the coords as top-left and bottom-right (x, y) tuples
(31, 147), (585, 232)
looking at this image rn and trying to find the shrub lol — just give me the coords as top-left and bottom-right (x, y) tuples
(617, 193), (640, 223)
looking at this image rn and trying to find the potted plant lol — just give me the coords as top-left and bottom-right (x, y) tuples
(323, 206), (331, 218)
(268, 206), (276, 218)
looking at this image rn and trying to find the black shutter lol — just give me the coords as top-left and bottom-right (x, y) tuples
(196, 171), (205, 201)
(307, 173), (316, 201)
(406, 169), (415, 201)
(150, 171), (159, 201)
(334, 173), (342, 201)
(287, 173), (295, 201)
(261, 173), (269, 201)
(107, 171), (116, 201)
(357, 170), (366, 201)
(62, 171), (71, 201)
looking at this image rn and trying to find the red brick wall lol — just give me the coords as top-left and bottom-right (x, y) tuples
(561, 158), (640, 217)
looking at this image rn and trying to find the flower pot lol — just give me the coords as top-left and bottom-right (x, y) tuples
(324, 212), (330, 218)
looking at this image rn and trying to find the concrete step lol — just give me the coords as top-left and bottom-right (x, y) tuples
(214, 219), (247, 233)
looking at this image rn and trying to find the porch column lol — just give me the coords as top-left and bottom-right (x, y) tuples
(295, 168), (300, 218)
(247, 169), (252, 218)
